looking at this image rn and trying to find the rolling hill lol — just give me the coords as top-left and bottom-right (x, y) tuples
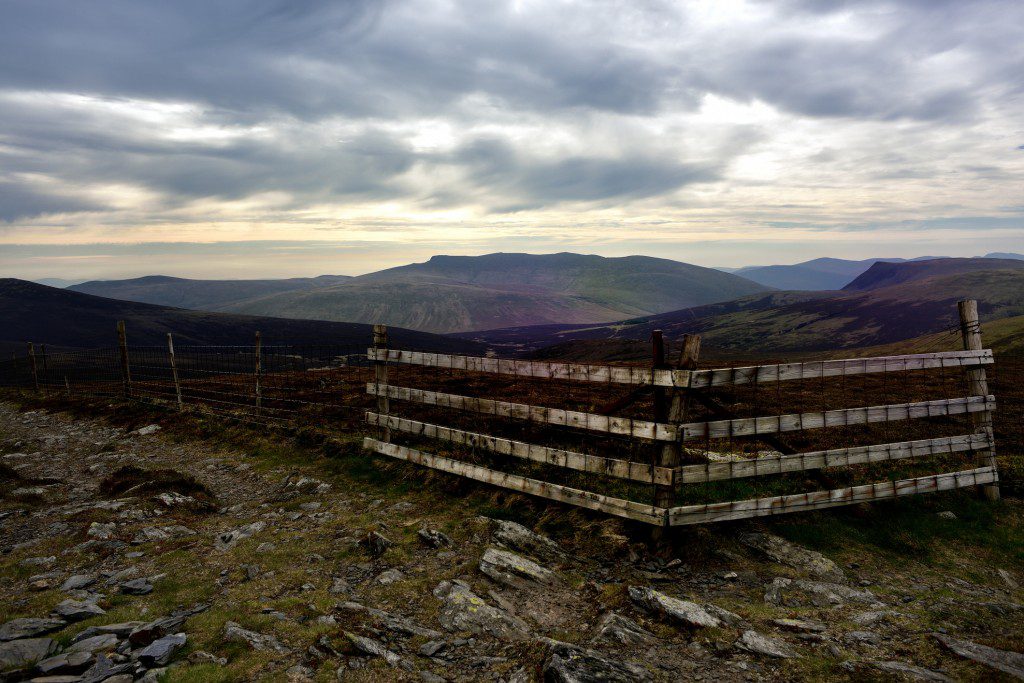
(70, 253), (772, 334)
(463, 267), (1024, 355)
(70, 274), (351, 311)
(0, 279), (478, 355)
(727, 256), (941, 290)
(842, 257), (1024, 291)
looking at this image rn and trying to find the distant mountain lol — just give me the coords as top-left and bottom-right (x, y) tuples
(984, 252), (1024, 260)
(465, 268), (1024, 354)
(70, 274), (351, 311)
(729, 256), (942, 291)
(74, 253), (771, 334)
(0, 279), (477, 355)
(842, 257), (1024, 292)
(32, 278), (84, 288)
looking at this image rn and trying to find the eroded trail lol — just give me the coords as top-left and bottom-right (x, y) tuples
(1, 402), (1022, 682)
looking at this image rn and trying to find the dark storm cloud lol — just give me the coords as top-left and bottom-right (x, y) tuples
(0, 0), (1021, 223)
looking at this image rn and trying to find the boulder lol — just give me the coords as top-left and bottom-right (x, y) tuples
(74, 623), (143, 643)
(86, 522), (116, 540)
(736, 630), (800, 658)
(223, 621), (289, 654)
(542, 640), (652, 683)
(60, 575), (97, 592)
(68, 633), (119, 654)
(933, 633), (1024, 679)
(119, 578), (153, 595)
(136, 633), (186, 667)
(35, 650), (95, 675)
(479, 547), (557, 586)
(361, 531), (393, 557)
(627, 587), (723, 628)
(771, 618), (826, 633)
(134, 424), (161, 436)
(0, 617), (65, 641)
(131, 525), (195, 545)
(78, 653), (134, 683)
(739, 533), (844, 582)
(432, 580), (530, 641)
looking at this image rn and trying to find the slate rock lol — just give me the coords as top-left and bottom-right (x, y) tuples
(87, 522), (116, 540)
(933, 633), (1024, 679)
(68, 634), (119, 654)
(0, 617), (66, 641)
(0, 637), (58, 673)
(627, 586), (723, 628)
(543, 640), (652, 683)
(736, 630), (800, 659)
(345, 633), (400, 667)
(119, 578), (153, 595)
(223, 621), (289, 654)
(591, 612), (656, 646)
(136, 633), (186, 667)
(74, 622), (144, 643)
(417, 528), (452, 548)
(214, 521), (265, 551)
(771, 618), (826, 633)
(35, 650), (94, 675)
(740, 532), (844, 582)
(863, 660), (954, 682)
(479, 547), (557, 586)
(765, 577), (884, 608)
(361, 531), (393, 557)
(53, 600), (106, 622)
(432, 580), (530, 641)
(60, 575), (97, 592)
(488, 518), (563, 561)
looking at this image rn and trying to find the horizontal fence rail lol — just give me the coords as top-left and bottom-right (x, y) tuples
(364, 303), (1000, 526)
(368, 347), (993, 388)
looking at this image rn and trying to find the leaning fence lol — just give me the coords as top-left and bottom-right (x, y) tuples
(363, 300), (999, 527)
(0, 300), (1000, 526)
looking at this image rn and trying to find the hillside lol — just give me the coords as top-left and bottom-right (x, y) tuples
(465, 269), (1024, 354)
(70, 274), (351, 311)
(729, 256), (941, 291)
(0, 279), (477, 355)
(843, 257), (1024, 291)
(210, 253), (772, 333)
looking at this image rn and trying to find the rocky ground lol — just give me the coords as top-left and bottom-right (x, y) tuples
(1, 400), (1023, 682)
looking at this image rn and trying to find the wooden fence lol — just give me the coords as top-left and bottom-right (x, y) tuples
(363, 300), (999, 526)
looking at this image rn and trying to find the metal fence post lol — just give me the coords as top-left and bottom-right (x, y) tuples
(27, 342), (39, 393)
(958, 299), (999, 501)
(117, 320), (131, 399)
(167, 333), (183, 411)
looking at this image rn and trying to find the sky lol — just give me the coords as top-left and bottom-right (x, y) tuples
(1, 0), (1022, 281)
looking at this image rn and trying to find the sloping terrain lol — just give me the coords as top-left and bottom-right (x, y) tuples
(465, 269), (1024, 354)
(70, 253), (771, 334)
(70, 275), (351, 311)
(0, 279), (477, 355)
(842, 257), (1024, 292)
(730, 257), (941, 291)
(1, 401), (1021, 681)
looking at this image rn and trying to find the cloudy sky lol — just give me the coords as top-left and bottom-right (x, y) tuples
(1, 0), (1022, 280)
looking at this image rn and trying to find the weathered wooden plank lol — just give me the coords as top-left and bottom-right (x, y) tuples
(678, 395), (995, 441)
(368, 348), (992, 388)
(363, 438), (667, 525)
(366, 383), (678, 441)
(668, 466), (998, 525)
(366, 411), (674, 485)
(676, 433), (993, 483)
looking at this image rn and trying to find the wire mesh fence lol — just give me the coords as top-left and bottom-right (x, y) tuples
(0, 338), (374, 428)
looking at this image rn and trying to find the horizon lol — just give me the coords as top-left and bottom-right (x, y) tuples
(1, 1), (1022, 279)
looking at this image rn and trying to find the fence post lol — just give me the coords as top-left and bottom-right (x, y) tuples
(64, 375), (71, 400)
(167, 333), (183, 411)
(957, 299), (1000, 501)
(373, 325), (390, 442)
(40, 344), (48, 390)
(117, 320), (132, 399)
(27, 342), (39, 393)
(254, 331), (262, 415)
(655, 333), (702, 515)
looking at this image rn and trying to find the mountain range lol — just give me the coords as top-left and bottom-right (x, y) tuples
(70, 253), (770, 334)
(462, 258), (1024, 353)
(0, 279), (478, 356)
